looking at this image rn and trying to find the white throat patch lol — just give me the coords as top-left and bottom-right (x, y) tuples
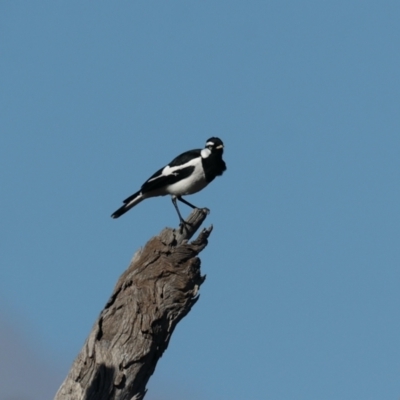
(201, 148), (211, 158)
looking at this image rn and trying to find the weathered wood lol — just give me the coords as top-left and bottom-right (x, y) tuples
(55, 209), (211, 400)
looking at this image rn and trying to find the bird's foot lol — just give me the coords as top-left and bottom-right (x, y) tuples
(178, 208), (209, 233)
(179, 219), (192, 234)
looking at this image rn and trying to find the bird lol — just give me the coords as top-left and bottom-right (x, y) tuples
(111, 137), (226, 227)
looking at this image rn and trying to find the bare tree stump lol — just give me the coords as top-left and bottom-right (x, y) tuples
(55, 209), (211, 400)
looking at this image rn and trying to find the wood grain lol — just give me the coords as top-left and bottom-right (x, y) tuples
(55, 208), (211, 400)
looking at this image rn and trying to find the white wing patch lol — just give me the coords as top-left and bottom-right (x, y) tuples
(168, 157), (207, 196)
(146, 164), (177, 183)
(145, 154), (209, 196)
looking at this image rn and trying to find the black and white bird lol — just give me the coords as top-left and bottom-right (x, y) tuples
(111, 137), (226, 226)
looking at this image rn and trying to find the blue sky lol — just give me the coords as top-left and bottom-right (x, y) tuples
(1, 1), (400, 399)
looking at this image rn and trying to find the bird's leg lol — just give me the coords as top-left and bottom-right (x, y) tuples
(178, 196), (210, 215)
(177, 196), (197, 209)
(171, 196), (189, 232)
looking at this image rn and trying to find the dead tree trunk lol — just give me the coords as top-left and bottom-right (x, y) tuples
(55, 209), (211, 400)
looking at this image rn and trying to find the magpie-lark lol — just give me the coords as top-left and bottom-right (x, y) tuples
(111, 137), (226, 226)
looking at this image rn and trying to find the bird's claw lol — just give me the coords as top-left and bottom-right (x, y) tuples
(179, 220), (192, 233)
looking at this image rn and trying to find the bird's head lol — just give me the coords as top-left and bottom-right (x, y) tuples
(205, 137), (224, 153)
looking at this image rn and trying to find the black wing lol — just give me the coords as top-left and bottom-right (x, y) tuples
(168, 149), (201, 167)
(141, 165), (195, 193)
(140, 149), (201, 193)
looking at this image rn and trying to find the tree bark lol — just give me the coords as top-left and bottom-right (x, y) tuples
(55, 209), (211, 400)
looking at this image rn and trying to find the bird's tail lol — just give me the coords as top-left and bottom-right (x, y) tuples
(111, 190), (144, 218)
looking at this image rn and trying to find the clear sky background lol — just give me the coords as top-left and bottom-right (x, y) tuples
(1, 2), (400, 399)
